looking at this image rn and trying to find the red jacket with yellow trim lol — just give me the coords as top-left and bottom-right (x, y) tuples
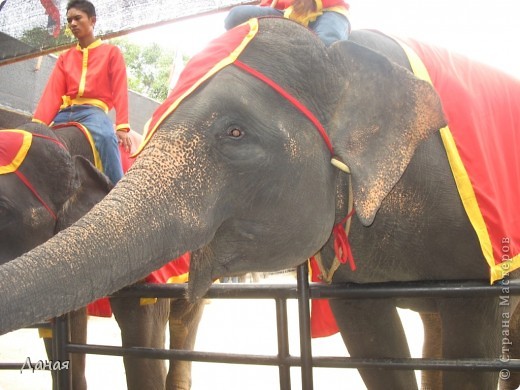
(33, 40), (130, 130)
(260, 0), (349, 11)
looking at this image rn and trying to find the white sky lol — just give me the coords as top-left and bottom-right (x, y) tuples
(128, 0), (520, 78)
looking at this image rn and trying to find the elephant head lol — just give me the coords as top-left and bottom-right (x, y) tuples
(0, 18), (445, 333)
(0, 124), (112, 264)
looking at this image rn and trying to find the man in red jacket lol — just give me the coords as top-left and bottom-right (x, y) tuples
(33, 0), (132, 184)
(224, 0), (350, 46)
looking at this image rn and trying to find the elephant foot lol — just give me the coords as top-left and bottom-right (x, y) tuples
(165, 376), (191, 390)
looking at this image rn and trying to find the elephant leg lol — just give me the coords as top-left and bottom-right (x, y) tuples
(419, 311), (442, 390)
(330, 298), (418, 390)
(43, 307), (88, 390)
(43, 336), (56, 389)
(166, 298), (206, 390)
(110, 296), (170, 390)
(439, 298), (500, 390)
(69, 307), (88, 390)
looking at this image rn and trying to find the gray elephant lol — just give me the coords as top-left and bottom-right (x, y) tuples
(0, 123), (203, 390)
(0, 124), (111, 389)
(0, 18), (518, 389)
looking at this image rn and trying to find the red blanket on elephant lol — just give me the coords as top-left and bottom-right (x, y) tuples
(399, 37), (520, 282)
(311, 35), (520, 338)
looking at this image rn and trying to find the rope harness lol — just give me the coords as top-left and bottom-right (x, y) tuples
(233, 60), (356, 281)
(136, 19), (357, 281)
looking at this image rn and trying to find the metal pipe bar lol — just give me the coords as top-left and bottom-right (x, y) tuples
(62, 343), (520, 372)
(112, 282), (299, 299)
(0, 363), (32, 370)
(110, 279), (520, 300)
(4, 277), (520, 387)
(311, 356), (520, 372)
(66, 343), (300, 366)
(53, 314), (72, 390)
(275, 298), (292, 390)
(310, 280), (520, 299)
(296, 264), (314, 389)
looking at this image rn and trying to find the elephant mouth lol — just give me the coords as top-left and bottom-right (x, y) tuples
(187, 267), (215, 302)
(186, 246), (220, 301)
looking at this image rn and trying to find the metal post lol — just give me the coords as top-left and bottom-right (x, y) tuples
(275, 298), (291, 389)
(296, 263), (313, 390)
(53, 314), (71, 390)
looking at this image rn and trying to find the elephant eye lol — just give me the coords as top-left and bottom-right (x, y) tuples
(227, 127), (243, 139)
(0, 203), (13, 228)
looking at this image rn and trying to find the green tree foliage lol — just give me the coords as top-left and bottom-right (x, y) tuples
(20, 25), (75, 49)
(112, 38), (186, 102)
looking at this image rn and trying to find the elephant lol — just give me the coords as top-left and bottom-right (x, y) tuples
(0, 124), (111, 389)
(0, 17), (518, 389)
(0, 122), (204, 390)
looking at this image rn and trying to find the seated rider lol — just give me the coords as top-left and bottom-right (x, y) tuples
(224, 0), (351, 47)
(32, 0), (132, 184)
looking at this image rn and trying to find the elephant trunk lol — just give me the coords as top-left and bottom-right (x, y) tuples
(0, 140), (208, 335)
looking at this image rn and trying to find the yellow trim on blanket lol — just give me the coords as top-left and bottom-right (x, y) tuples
(31, 118), (48, 126)
(439, 127), (496, 272)
(70, 122), (104, 173)
(0, 130), (33, 174)
(492, 255), (520, 282)
(140, 298), (158, 305)
(38, 327), (52, 339)
(134, 18), (259, 156)
(138, 273), (189, 306)
(395, 37), (520, 283)
(167, 272), (189, 284)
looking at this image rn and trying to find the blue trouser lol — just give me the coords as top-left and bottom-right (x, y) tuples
(224, 6), (351, 46)
(53, 105), (123, 183)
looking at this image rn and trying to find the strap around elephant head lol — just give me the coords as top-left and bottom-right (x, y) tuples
(133, 17), (355, 272)
(135, 17), (349, 175)
(231, 59), (358, 278)
(0, 129), (65, 221)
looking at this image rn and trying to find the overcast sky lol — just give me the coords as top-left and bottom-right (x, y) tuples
(128, 0), (520, 78)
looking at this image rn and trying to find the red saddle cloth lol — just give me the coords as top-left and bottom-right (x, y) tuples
(311, 36), (520, 338)
(400, 37), (520, 282)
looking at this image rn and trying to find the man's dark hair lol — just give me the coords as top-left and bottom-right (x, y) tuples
(66, 0), (96, 17)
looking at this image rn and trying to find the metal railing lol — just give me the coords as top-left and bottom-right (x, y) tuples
(2, 264), (520, 389)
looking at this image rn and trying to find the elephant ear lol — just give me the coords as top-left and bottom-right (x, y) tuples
(327, 41), (446, 226)
(56, 156), (113, 232)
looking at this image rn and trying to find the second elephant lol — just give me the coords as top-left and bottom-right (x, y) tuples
(0, 123), (203, 390)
